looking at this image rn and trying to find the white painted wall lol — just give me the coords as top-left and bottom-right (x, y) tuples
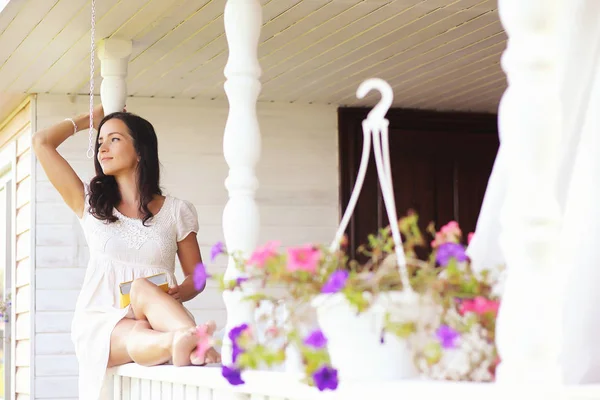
(32, 94), (339, 399)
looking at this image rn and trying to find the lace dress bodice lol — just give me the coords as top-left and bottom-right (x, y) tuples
(82, 195), (197, 269)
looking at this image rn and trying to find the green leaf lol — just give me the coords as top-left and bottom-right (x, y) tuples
(343, 289), (370, 312)
(237, 352), (258, 369)
(385, 321), (416, 339)
(423, 341), (442, 365)
(242, 293), (270, 303)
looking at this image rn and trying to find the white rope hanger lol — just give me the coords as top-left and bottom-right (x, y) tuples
(87, 0), (96, 159)
(330, 78), (413, 294)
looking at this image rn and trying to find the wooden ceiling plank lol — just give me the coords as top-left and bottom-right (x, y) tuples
(38, 0), (161, 93)
(13, 0), (131, 93)
(258, 0), (435, 92)
(0, 0), (87, 91)
(0, 0), (60, 73)
(129, 0), (212, 59)
(259, 0), (367, 61)
(180, 0), (376, 99)
(127, 0), (306, 95)
(273, 0), (490, 102)
(0, 0), (28, 37)
(139, 0), (318, 97)
(329, 24), (504, 105)
(423, 71), (506, 108)
(335, 51), (502, 107)
(68, 0), (212, 96)
(188, 0), (434, 99)
(340, 44), (503, 105)
(299, 5), (499, 103)
(29, 0), (152, 94)
(129, 16), (225, 95)
(408, 65), (504, 108)
(55, 0), (187, 94)
(7, 0), (120, 93)
(392, 56), (501, 104)
(336, 30), (505, 105)
(125, 2), (224, 95)
(446, 83), (505, 111)
(290, 0), (496, 103)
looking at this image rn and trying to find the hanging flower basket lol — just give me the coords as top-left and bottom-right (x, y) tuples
(192, 79), (502, 390)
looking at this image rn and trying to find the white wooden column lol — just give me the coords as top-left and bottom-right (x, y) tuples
(221, 0), (262, 366)
(495, 0), (564, 384)
(98, 38), (132, 114)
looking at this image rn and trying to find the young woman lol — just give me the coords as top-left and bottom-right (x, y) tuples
(32, 106), (220, 400)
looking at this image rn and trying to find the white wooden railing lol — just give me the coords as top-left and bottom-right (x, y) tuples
(109, 364), (600, 400)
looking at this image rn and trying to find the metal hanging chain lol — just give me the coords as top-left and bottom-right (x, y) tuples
(87, 0), (96, 159)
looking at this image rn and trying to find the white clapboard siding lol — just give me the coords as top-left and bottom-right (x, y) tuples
(0, 99), (34, 397)
(34, 94), (339, 399)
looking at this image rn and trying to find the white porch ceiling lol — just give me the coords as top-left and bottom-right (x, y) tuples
(0, 0), (506, 116)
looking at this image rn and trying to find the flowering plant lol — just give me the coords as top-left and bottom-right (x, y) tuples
(0, 293), (10, 324)
(193, 213), (502, 387)
(402, 217), (501, 381)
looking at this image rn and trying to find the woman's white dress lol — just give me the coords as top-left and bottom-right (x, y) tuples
(71, 193), (199, 400)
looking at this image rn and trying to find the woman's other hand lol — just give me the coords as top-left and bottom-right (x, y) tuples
(167, 285), (182, 303)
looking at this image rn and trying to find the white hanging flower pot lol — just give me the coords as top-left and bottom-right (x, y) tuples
(312, 292), (417, 382)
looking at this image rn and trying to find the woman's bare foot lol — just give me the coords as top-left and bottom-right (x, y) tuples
(171, 327), (198, 367)
(191, 346), (221, 365)
(171, 321), (218, 367)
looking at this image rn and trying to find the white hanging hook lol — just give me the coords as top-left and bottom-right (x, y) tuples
(356, 78), (393, 124)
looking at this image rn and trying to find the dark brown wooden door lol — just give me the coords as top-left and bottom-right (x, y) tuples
(338, 108), (499, 259)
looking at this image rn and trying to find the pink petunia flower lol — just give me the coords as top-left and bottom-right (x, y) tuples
(459, 296), (499, 316)
(196, 324), (213, 362)
(432, 222), (464, 248)
(441, 221), (460, 235)
(266, 326), (280, 337)
(287, 245), (321, 273)
(247, 241), (280, 268)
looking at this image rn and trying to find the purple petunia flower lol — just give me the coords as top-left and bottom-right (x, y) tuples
(313, 366), (339, 391)
(210, 241), (224, 262)
(228, 324), (249, 342)
(321, 270), (349, 294)
(194, 263), (210, 290)
(229, 323), (249, 363)
(435, 242), (467, 266)
(436, 324), (460, 349)
(236, 277), (248, 286)
(222, 365), (245, 385)
(304, 330), (327, 349)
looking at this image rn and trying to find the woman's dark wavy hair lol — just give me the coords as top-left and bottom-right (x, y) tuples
(88, 112), (161, 226)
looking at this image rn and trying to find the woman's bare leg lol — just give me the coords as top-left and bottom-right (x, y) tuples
(108, 319), (171, 367)
(129, 278), (194, 331)
(108, 317), (216, 367)
(127, 278), (221, 365)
